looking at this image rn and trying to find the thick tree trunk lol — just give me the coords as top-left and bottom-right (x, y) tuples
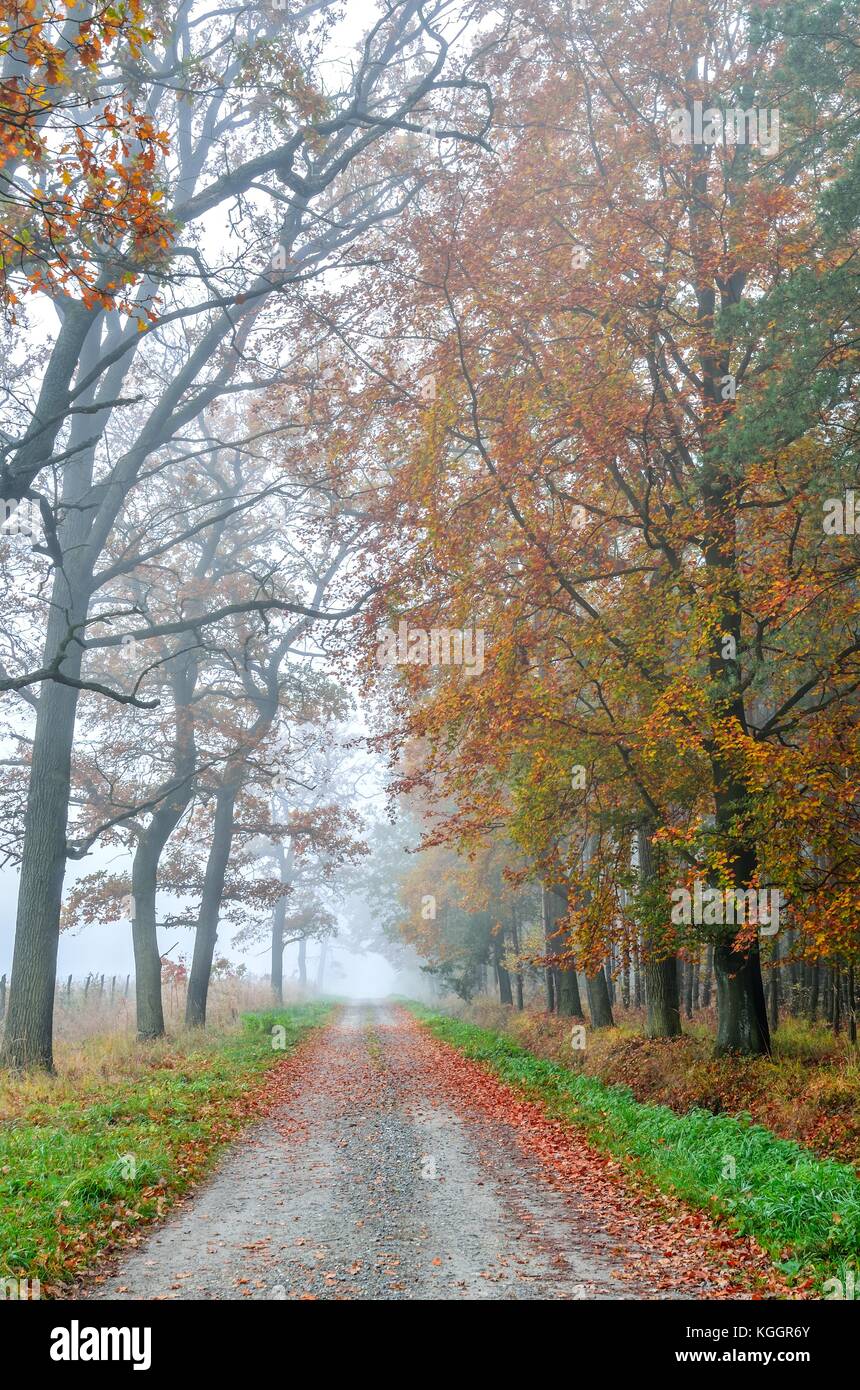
(708, 760), (771, 1054)
(636, 827), (682, 1039)
(1, 607), (83, 1070)
(604, 958), (615, 1006)
(541, 885), (556, 1011)
(557, 966), (584, 1019)
(185, 786), (236, 1027)
(714, 942), (771, 1056)
(696, 230), (772, 1059)
(131, 761), (196, 1036)
(646, 954), (682, 1038)
(784, 930), (799, 1015)
(131, 841), (167, 1040)
(585, 968), (614, 1028)
(497, 965), (513, 1005)
(493, 929), (513, 1005)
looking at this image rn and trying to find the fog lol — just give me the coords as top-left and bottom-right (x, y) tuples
(0, 851), (420, 1000)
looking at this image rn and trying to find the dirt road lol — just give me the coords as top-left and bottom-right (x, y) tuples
(83, 1004), (770, 1300)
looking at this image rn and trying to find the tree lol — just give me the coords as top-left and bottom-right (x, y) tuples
(236, 765), (368, 1005)
(0, 0), (170, 311)
(1, 0), (492, 1069)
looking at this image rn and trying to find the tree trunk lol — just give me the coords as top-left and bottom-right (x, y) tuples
(493, 929), (513, 1005)
(545, 962), (555, 1012)
(298, 937), (307, 988)
(707, 724), (771, 1054)
(714, 941), (771, 1056)
(509, 905), (524, 1010)
(131, 654), (197, 1040)
(620, 938), (631, 1009)
(541, 885), (556, 1011)
(557, 966), (584, 1019)
(645, 954), (682, 1038)
(585, 968), (614, 1028)
(767, 936), (780, 1033)
(604, 957), (616, 1006)
(316, 938), (328, 992)
(0, 340), (123, 1070)
(270, 895), (286, 1004)
(784, 930), (799, 1015)
(684, 956), (695, 1019)
(270, 842), (296, 1005)
(633, 936), (643, 1009)
(701, 944), (713, 1008)
(130, 839), (167, 1040)
(808, 962), (820, 1021)
(1, 639), (81, 1070)
(185, 785), (236, 1027)
(636, 827), (682, 1038)
(544, 882), (583, 1017)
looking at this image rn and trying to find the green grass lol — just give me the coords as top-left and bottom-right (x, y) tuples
(410, 1005), (860, 1291)
(0, 1002), (330, 1292)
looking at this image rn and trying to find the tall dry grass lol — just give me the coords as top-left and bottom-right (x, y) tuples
(49, 973), (285, 1043)
(0, 975), (308, 1109)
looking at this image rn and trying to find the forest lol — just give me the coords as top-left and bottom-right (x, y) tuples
(0, 0), (859, 1326)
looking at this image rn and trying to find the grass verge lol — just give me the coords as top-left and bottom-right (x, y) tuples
(0, 1002), (330, 1295)
(410, 1004), (860, 1292)
(439, 998), (860, 1169)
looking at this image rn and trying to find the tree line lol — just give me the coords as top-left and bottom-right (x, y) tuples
(318, 0), (860, 1056)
